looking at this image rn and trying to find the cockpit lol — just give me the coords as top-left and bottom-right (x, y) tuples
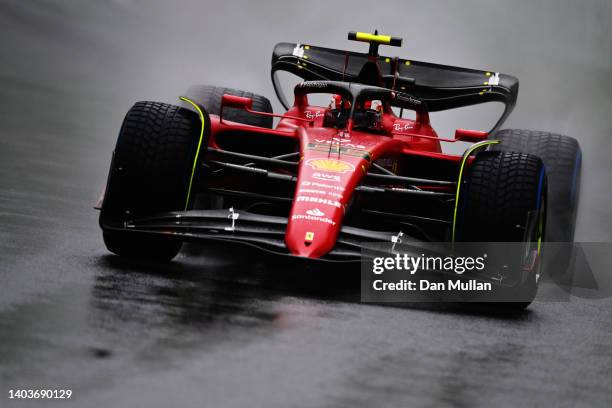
(294, 80), (424, 134)
(322, 95), (384, 132)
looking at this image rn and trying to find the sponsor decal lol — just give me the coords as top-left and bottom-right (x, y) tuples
(313, 138), (367, 150)
(396, 94), (422, 106)
(296, 195), (342, 208)
(393, 122), (414, 132)
(299, 184), (343, 199)
(488, 72), (500, 86)
(311, 172), (341, 182)
(305, 231), (315, 242)
(304, 110), (324, 120)
(299, 80), (328, 88)
(292, 44), (305, 58)
(306, 208), (325, 217)
(306, 159), (355, 173)
(291, 214), (336, 226)
(307, 143), (370, 159)
(298, 189), (326, 195)
(301, 181), (344, 192)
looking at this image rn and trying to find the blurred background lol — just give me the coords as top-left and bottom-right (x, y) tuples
(1, 1), (611, 407)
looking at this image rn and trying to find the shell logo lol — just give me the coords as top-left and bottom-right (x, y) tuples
(306, 159), (355, 173)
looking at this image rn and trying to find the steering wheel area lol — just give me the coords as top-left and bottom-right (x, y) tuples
(294, 80), (423, 133)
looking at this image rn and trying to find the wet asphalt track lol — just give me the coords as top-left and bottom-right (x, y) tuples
(1, 1), (612, 407)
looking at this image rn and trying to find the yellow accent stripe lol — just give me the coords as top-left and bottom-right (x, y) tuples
(179, 96), (206, 211)
(451, 140), (500, 243)
(355, 32), (391, 44)
(537, 212), (544, 255)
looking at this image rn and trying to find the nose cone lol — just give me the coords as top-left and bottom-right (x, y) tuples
(285, 125), (394, 259)
(287, 238), (330, 258)
(286, 203), (344, 258)
(284, 125), (404, 258)
(285, 154), (366, 259)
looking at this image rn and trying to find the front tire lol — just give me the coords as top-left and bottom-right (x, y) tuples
(100, 101), (206, 261)
(457, 151), (547, 308)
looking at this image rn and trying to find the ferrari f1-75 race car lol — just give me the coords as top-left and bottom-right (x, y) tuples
(97, 32), (581, 305)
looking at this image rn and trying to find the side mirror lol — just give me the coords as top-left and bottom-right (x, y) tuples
(455, 129), (488, 143)
(221, 94), (253, 110)
(219, 93), (313, 126)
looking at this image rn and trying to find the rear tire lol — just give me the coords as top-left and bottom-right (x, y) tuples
(100, 101), (206, 261)
(457, 151), (547, 308)
(181, 85), (273, 128)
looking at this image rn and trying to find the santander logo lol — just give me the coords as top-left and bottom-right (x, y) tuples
(306, 208), (325, 217)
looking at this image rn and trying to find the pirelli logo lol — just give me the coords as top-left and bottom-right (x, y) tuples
(296, 195), (342, 208)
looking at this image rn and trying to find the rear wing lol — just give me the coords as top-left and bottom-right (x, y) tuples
(271, 41), (519, 131)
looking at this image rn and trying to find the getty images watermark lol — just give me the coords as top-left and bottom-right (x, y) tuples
(361, 242), (612, 303)
(371, 252), (490, 292)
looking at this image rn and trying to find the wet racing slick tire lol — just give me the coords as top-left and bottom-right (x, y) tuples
(456, 151), (547, 309)
(491, 129), (581, 280)
(180, 85), (273, 128)
(100, 101), (207, 261)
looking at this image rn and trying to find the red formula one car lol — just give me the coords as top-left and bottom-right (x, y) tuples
(97, 32), (581, 304)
